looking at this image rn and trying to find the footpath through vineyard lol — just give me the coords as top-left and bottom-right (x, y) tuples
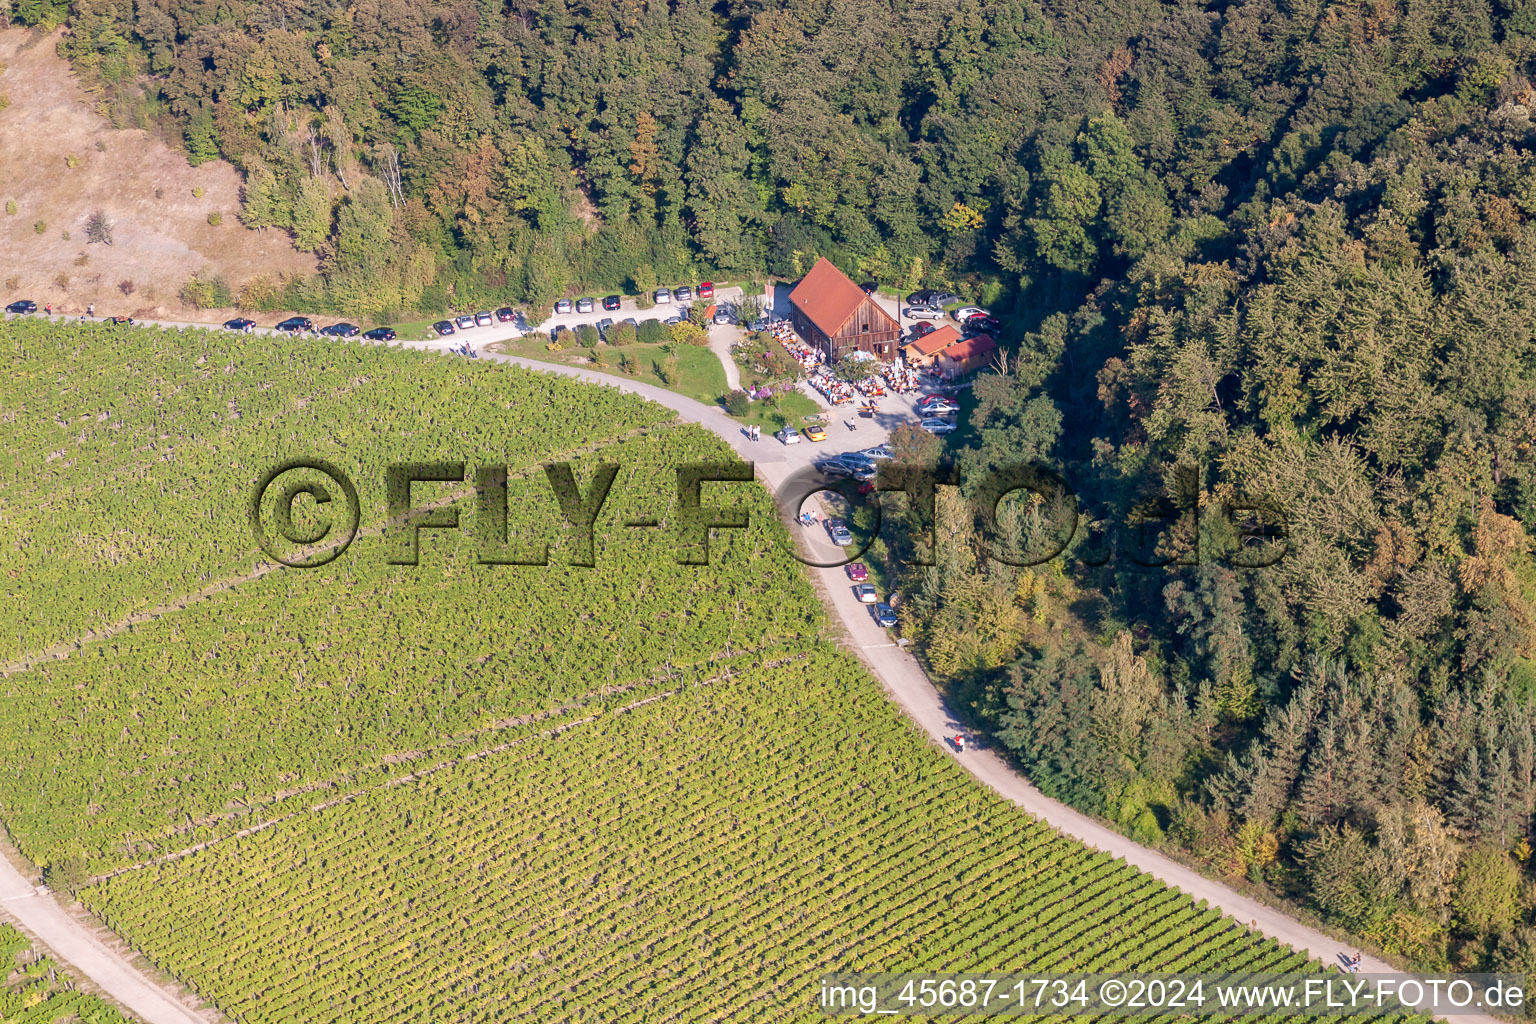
(0, 853), (207, 1024)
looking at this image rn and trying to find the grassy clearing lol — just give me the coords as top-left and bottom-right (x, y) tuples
(493, 334), (729, 403)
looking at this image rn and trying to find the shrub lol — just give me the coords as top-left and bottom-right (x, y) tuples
(637, 320), (667, 345)
(178, 274), (233, 309)
(60, 230), (69, 241)
(4, 200), (14, 215)
(686, 303), (710, 329)
(238, 275), (281, 312)
(574, 323), (599, 347)
(118, 280), (135, 296)
(635, 292), (655, 310)
(3, 277), (17, 291)
(74, 252), (89, 266)
(33, 220), (46, 234)
(85, 209), (113, 245)
(0, 94), (9, 112)
(191, 186), (205, 199)
(670, 321), (707, 346)
(53, 272), (68, 289)
(618, 352), (639, 375)
(655, 354), (680, 385)
(605, 321), (636, 346)
(724, 390), (751, 416)
(64, 154), (79, 169)
(207, 211), (223, 226)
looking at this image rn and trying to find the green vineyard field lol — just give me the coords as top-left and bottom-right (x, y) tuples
(0, 322), (1404, 1023)
(0, 921), (137, 1024)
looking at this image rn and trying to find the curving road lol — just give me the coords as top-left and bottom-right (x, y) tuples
(0, 311), (1495, 1024)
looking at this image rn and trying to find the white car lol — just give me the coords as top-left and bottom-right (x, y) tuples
(919, 398), (960, 415)
(906, 306), (944, 320)
(475, 311), (493, 327)
(776, 427), (802, 445)
(921, 418), (957, 435)
(853, 583), (878, 604)
(951, 306), (988, 321)
(654, 289), (673, 304)
(455, 315), (477, 329)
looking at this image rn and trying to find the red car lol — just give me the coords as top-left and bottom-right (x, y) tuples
(910, 322), (936, 338)
(846, 563), (869, 582)
(698, 281), (714, 299)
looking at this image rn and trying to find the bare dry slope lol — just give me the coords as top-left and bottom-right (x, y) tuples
(0, 28), (314, 316)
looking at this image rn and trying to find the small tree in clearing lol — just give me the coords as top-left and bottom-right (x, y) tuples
(85, 210), (114, 245)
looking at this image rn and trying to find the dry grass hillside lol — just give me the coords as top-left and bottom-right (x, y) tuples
(0, 28), (315, 316)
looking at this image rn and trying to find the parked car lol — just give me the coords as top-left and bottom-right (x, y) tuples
(908, 289), (960, 307)
(921, 400), (960, 417)
(321, 322), (361, 337)
(475, 311), (494, 327)
(674, 285), (693, 302)
(860, 444), (893, 460)
(874, 602), (899, 628)
(363, 327), (397, 341)
(664, 315), (684, 325)
(749, 318), (770, 331)
(554, 299), (574, 314)
(698, 282), (715, 299)
(549, 325), (567, 341)
(908, 322), (936, 338)
(621, 317), (639, 328)
(576, 297), (595, 313)
(906, 305), (944, 320)
(712, 310), (736, 325)
(853, 582), (879, 604)
(433, 320), (456, 336)
(653, 288), (672, 305)
(596, 318), (614, 336)
(951, 306), (988, 322)
(815, 459), (853, 479)
(5, 300), (37, 314)
(803, 422), (828, 442)
(223, 317), (255, 331)
(859, 281), (879, 294)
(276, 317), (314, 333)
(776, 427), (802, 445)
(846, 563), (869, 582)
(496, 307), (517, 322)
(921, 418), (958, 435)
(455, 315), (477, 330)
(829, 519), (854, 546)
(602, 295), (622, 311)
(917, 394), (958, 411)
(964, 315), (1001, 335)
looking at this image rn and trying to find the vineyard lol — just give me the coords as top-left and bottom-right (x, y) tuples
(0, 321), (1415, 1022)
(0, 921), (136, 1024)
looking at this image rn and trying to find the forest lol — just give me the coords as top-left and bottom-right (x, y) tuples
(10, 0), (1536, 984)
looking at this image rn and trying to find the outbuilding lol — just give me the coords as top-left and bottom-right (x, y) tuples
(901, 324), (962, 368)
(936, 334), (997, 378)
(788, 258), (901, 363)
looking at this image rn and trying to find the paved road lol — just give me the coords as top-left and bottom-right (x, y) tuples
(0, 851), (210, 1023)
(0, 307), (1494, 1024)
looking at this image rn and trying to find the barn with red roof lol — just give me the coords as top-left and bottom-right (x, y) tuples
(787, 258), (901, 363)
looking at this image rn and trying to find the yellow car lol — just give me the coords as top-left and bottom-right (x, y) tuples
(803, 422), (828, 442)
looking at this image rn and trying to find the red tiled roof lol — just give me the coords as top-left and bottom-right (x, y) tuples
(904, 324), (961, 357)
(788, 258), (895, 338)
(938, 334), (997, 363)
